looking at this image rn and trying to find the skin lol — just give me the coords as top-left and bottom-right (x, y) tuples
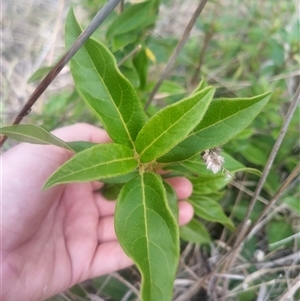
(1, 123), (194, 301)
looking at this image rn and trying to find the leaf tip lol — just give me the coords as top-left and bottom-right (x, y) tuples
(42, 177), (58, 191)
(42, 182), (52, 191)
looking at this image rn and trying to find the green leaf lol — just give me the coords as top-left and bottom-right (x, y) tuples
(191, 77), (207, 95)
(135, 87), (215, 163)
(191, 174), (231, 195)
(189, 196), (234, 230)
(65, 9), (145, 148)
(69, 284), (88, 298)
(158, 92), (271, 162)
(173, 152), (261, 177)
(180, 218), (211, 244)
(119, 60), (140, 88)
(115, 173), (179, 301)
(238, 290), (256, 301)
(67, 141), (96, 152)
(156, 80), (186, 96)
(283, 195), (300, 214)
(222, 152), (261, 176)
(101, 171), (138, 184)
(133, 46), (148, 89)
(266, 220), (294, 251)
(163, 181), (178, 221)
(43, 143), (138, 189)
(269, 39), (285, 67)
(106, 0), (158, 40)
(101, 183), (123, 200)
(231, 199), (263, 223)
(106, 0), (159, 52)
(28, 66), (53, 83)
(0, 124), (71, 150)
(93, 275), (138, 300)
(240, 143), (269, 166)
(111, 32), (138, 52)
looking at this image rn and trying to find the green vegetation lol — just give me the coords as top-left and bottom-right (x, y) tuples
(2, 0), (299, 300)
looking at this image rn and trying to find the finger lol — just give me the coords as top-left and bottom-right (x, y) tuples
(89, 241), (133, 278)
(164, 177), (193, 200)
(97, 216), (117, 243)
(96, 201), (194, 242)
(91, 181), (104, 191)
(178, 201), (194, 225)
(51, 123), (112, 143)
(94, 193), (116, 217)
(91, 202), (193, 279)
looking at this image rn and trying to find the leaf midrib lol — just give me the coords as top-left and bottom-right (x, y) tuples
(1, 130), (70, 149)
(95, 45), (135, 146)
(188, 98), (265, 139)
(75, 36), (135, 147)
(141, 173), (152, 297)
(51, 157), (135, 181)
(139, 100), (203, 158)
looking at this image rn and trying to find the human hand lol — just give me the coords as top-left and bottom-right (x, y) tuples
(2, 123), (194, 301)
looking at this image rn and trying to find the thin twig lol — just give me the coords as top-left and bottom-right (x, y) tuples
(247, 163), (300, 239)
(0, 0), (121, 148)
(190, 28), (215, 89)
(234, 251), (300, 271)
(234, 84), (300, 247)
(174, 276), (207, 301)
(223, 279), (290, 300)
(176, 87), (300, 301)
(120, 0), (124, 12)
(219, 220), (251, 301)
(96, 274), (113, 295)
(232, 265), (300, 294)
(213, 179), (244, 296)
(257, 284), (268, 301)
(117, 44), (142, 67)
(110, 272), (140, 297)
(218, 175), (248, 249)
(144, 0), (208, 109)
(217, 179), (269, 255)
(278, 275), (300, 301)
(230, 180), (269, 205)
(218, 85), (300, 297)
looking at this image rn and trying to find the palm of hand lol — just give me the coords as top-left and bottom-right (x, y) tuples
(3, 142), (129, 301)
(2, 124), (193, 301)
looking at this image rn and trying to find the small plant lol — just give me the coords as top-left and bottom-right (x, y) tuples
(1, 8), (272, 301)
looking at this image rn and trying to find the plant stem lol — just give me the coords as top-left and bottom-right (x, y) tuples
(235, 84), (300, 246)
(189, 29), (214, 89)
(221, 85), (300, 289)
(145, 0), (208, 110)
(247, 162), (300, 240)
